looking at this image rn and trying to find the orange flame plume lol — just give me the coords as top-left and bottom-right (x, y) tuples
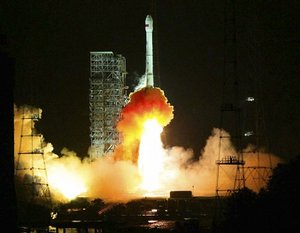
(113, 87), (174, 163)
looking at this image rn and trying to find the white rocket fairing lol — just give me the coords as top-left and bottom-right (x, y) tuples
(145, 15), (154, 87)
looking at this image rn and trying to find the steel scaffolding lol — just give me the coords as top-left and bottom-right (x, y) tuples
(15, 106), (52, 207)
(215, 0), (246, 198)
(89, 51), (127, 160)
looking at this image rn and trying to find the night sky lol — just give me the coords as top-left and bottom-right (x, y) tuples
(1, 0), (300, 161)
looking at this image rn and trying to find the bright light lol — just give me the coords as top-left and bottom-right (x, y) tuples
(244, 131), (254, 136)
(138, 119), (165, 193)
(246, 96), (255, 102)
(48, 165), (87, 200)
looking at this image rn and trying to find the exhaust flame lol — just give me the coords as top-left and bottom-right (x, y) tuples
(138, 119), (165, 193)
(114, 87), (174, 163)
(113, 86), (174, 196)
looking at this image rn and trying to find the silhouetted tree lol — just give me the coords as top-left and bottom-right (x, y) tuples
(258, 154), (300, 233)
(215, 188), (258, 233)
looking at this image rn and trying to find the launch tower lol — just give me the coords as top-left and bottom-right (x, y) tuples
(214, 1), (272, 227)
(15, 107), (52, 207)
(215, 0), (245, 198)
(213, 1), (246, 228)
(89, 51), (127, 159)
(241, 1), (273, 191)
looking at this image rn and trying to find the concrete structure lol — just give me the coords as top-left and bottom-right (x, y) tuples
(89, 51), (127, 159)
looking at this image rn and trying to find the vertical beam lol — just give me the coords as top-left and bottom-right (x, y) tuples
(216, 0), (245, 197)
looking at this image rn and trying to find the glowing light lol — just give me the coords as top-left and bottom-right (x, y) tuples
(48, 165), (87, 200)
(244, 131), (254, 136)
(246, 96), (255, 102)
(138, 119), (165, 193)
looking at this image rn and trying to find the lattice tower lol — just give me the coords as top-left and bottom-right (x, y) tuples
(213, 2), (246, 228)
(89, 52), (127, 160)
(15, 106), (52, 208)
(240, 1), (273, 192)
(215, 0), (246, 199)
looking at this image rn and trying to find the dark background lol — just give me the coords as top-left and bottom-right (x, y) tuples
(1, 0), (300, 161)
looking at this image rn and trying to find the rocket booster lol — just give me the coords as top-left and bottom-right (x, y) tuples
(145, 15), (154, 87)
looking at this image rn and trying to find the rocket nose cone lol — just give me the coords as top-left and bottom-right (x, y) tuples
(145, 15), (153, 31)
(145, 15), (153, 22)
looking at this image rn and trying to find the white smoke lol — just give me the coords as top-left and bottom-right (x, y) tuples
(134, 74), (147, 91)
(14, 104), (282, 204)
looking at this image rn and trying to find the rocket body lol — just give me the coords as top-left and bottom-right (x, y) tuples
(145, 15), (154, 87)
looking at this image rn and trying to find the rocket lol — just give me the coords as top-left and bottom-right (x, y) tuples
(145, 15), (154, 87)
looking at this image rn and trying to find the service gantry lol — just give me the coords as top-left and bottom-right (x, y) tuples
(89, 51), (127, 160)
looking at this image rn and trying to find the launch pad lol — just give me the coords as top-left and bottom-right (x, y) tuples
(49, 192), (215, 233)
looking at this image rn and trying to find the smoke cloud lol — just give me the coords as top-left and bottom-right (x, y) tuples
(14, 101), (282, 204)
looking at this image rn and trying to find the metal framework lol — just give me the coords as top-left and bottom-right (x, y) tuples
(213, 1), (273, 229)
(15, 107), (52, 207)
(239, 1), (273, 192)
(89, 51), (127, 160)
(215, 0), (246, 198)
(241, 95), (273, 192)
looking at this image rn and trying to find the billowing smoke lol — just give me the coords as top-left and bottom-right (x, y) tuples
(14, 104), (144, 203)
(14, 91), (282, 204)
(156, 128), (282, 196)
